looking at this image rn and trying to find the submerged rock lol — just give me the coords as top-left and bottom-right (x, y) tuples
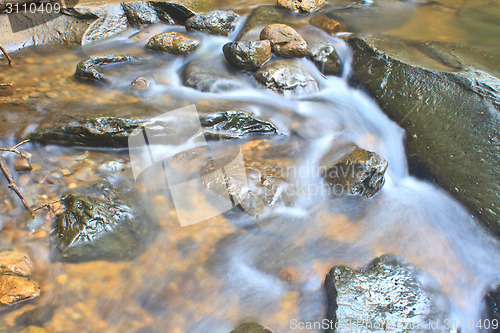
(325, 255), (447, 333)
(237, 5), (296, 41)
(223, 40), (272, 71)
(255, 60), (319, 97)
(15, 304), (56, 327)
(277, 0), (325, 14)
(260, 24), (309, 57)
(230, 322), (273, 333)
(323, 146), (388, 198)
(145, 32), (199, 55)
(184, 56), (245, 92)
(201, 111), (280, 139)
(130, 76), (151, 91)
(185, 10), (239, 36)
(348, 35), (500, 235)
(0, 275), (40, 305)
(310, 13), (347, 34)
(308, 39), (340, 75)
(0, 251), (33, 277)
(54, 181), (155, 261)
(14, 157), (33, 173)
(75, 55), (135, 84)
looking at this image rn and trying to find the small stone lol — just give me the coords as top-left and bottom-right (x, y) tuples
(310, 14), (347, 34)
(308, 40), (341, 75)
(14, 158), (32, 172)
(0, 251), (33, 276)
(323, 146), (388, 198)
(230, 322), (273, 333)
(255, 60), (319, 97)
(145, 32), (199, 55)
(60, 169), (71, 176)
(260, 24), (309, 57)
(277, 0), (325, 13)
(185, 10), (239, 36)
(130, 76), (151, 91)
(223, 40), (272, 70)
(0, 275), (40, 305)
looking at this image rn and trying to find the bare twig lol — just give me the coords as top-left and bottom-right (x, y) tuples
(34, 198), (64, 215)
(0, 82), (13, 87)
(0, 44), (12, 66)
(0, 156), (35, 218)
(10, 139), (29, 150)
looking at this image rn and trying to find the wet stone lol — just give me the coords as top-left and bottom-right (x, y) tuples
(277, 0), (325, 14)
(0, 275), (40, 305)
(324, 255), (448, 333)
(54, 181), (155, 261)
(200, 111), (280, 140)
(323, 146), (388, 198)
(255, 60), (319, 97)
(0, 251), (33, 277)
(75, 55), (135, 84)
(310, 14), (347, 34)
(121, 2), (160, 28)
(308, 40), (341, 76)
(223, 41), (272, 71)
(230, 322), (274, 333)
(183, 56), (245, 93)
(145, 32), (199, 55)
(185, 10), (239, 36)
(260, 24), (309, 57)
(13, 157), (32, 173)
(130, 76), (151, 91)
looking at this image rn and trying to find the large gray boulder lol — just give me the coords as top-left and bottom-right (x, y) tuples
(348, 35), (500, 236)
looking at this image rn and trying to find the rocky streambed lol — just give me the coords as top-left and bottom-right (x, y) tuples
(0, 0), (500, 332)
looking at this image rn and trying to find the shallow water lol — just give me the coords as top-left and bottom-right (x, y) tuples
(1, 1), (500, 333)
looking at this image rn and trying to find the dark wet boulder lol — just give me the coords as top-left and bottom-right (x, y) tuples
(260, 24), (309, 57)
(0, 275), (40, 305)
(277, 0), (325, 14)
(145, 32), (199, 55)
(230, 322), (273, 333)
(483, 287), (500, 330)
(184, 56), (245, 92)
(121, 2), (161, 28)
(348, 35), (500, 235)
(223, 41), (272, 71)
(75, 55), (135, 84)
(308, 39), (340, 75)
(323, 146), (388, 198)
(310, 13), (347, 34)
(28, 115), (144, 147)
(185, 10), (239, 36)
(325, 255), (447, 333)
(149, 1), (197, 25)
(201, 111), (280, 139)
(255, 60), (319, 97)
(54, 181), (155, 261)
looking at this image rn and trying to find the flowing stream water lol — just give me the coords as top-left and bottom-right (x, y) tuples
(1, 1), (500, 332)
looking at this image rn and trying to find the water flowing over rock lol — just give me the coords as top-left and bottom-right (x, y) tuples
(145, 31), (199, 55)
(310, 13), (347, 34)
(0, 275), (40, 306)
(255, 60), (319, 97)
(201, 111), (280, 140)
(185, 10), (239, 36)
(260, 24), (309, 57)
(308, 39), (340, 75)
(277, 0), (325, 14)
(230, 322), (274, 333)
(324, 255), (448, 333)
(348, 35), (500, 235)
(223, 41), (272, 71)
(75, 55), (136, 84)
(54, 181), (156, 262)
(183, 56), (245, 92)
(323, 146), (388, 198)
(0, 251), (33, 277)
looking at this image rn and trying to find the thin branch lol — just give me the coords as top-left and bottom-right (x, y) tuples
(0, 148), (30, 161)
(0, 82), (13, 87)
(11, 139), (30, 150)
(0, 156), (35, 218)
(0, 44), (12, 66)
(34, 198), (64, 215)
